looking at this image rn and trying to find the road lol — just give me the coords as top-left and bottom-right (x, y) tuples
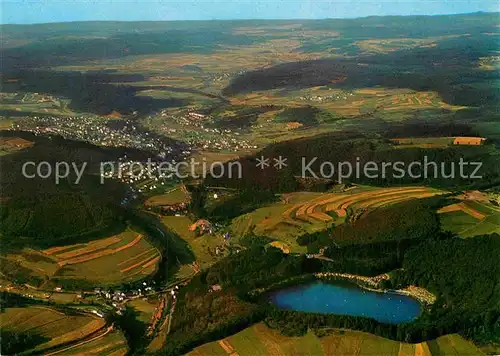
(44, 324), (114, 356)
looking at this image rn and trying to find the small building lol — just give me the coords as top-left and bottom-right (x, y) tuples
(453, 137), (486, 146)
(189, 219), (213, 235)
(91, 309), (105, 318)
(211, 284), (222, 292)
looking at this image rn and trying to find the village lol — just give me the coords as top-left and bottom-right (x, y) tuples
(3, 105), (258, 155)
(299, 89), (355, 103)
(154, 108), (258, 151)
(11, 114), (183, 157)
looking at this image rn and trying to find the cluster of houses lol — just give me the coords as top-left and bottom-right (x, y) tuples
(94, 281), (155, 302)
(101, 158), (180, 193)
(13, 115), (178, 157)
(299, 90), (355, 102)
(207, 69), (246, 83)
(156, 109), (257, 152)
(0, 91), (57, 104)
(155, 201), (189, 215)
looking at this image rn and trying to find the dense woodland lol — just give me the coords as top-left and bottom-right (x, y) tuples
(300, 198), (444, 251)
(274, 106), (339, 127)
(391, 235), (500, 344)
(205, 134), (500, 192)
(0, 330), (49, 355)
(0, 132), (134, 249)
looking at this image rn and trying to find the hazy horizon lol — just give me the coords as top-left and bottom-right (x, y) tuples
(1, 11), (499, 26)
(2, 0), (499, 25)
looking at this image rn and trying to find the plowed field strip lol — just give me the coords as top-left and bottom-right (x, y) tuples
(358, 191), (437, 209)
(438, 203), (486, 220)
(120, 253), (159, 273)
(308, 212), (333, 222)
(438, 204), (462, 213)
(459, 203), (486, 220)
(55, 236), (121, 260)
(118, 248), (157, 267)
(142, 256), (161, 269)
(114, 235), (143, 252)
(370, 194), (435, 208)
(58, 235), (143, 266)
(339, 188), (428, 209)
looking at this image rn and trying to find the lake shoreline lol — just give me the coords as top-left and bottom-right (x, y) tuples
(269, 277), (422, 324)
(314, 272), (436, 305)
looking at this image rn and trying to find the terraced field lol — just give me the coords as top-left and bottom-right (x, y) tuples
(3, 227), (161, 288)
(53, 229), (161, 285)
(439, 200), (500, 238)
(229, 87), (464, 118)
(188, 323), (484, 356)
(0, 305), (107, 353)
(231, 186), (443, 252)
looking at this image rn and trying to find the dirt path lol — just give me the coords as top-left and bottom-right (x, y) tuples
(166, 295), (177, 335)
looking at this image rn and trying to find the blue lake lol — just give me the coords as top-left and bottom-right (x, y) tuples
(269, 280), (421, 324)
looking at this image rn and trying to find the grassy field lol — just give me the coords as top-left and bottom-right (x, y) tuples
(188, 323), (484, 356)
(127, 297), (160, 324)
(0, 136), (34, 156)
(3, 227), (161, 288)
(230, 186), (443, 252)
(162, 215), (224, 271)
(439, 200), (500, 238)
(145, 186), (190, 206)
(0, 305), (106, 353)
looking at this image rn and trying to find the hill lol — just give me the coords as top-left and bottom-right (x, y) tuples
(189, 323), (485, 356)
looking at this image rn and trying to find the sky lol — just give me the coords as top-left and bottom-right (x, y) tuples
(1, 0), (499, 24)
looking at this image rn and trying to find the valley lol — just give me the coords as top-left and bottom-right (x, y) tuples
(0, 11), (499, 356)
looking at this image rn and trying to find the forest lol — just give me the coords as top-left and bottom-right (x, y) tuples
(0, 132), (133, 249)
(205, 133), (500, 191)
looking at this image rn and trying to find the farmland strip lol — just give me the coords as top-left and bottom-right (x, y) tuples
(120, 253), (159, 273)
(118, 248), (157, 267)
(114, 235), (143, 253)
